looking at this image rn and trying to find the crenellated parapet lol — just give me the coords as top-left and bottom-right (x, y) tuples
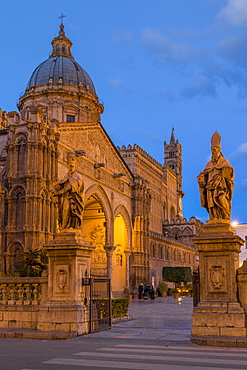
(119, 143), (163, 171)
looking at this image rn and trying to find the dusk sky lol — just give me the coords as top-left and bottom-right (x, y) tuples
(1, 0), (247, 224)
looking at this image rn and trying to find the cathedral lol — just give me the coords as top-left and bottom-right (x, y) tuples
(0, 24), (202, 297)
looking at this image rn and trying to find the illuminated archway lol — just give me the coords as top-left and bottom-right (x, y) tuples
(83, 195), (107, 276)
(112, 212), (129, 296)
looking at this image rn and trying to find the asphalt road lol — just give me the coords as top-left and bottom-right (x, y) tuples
(1, 296), (247, 370)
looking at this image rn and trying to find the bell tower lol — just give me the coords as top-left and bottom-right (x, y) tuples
(164, 128), (183, 218)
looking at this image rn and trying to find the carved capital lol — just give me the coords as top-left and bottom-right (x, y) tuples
(104, 245), (116, 256)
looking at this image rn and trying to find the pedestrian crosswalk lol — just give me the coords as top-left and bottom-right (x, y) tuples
(43, 343), (247, 369)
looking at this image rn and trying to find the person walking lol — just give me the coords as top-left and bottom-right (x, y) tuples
(149, 284), (155, 300)
(138, 283), (144, 299)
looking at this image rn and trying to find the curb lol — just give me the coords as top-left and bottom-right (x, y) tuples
(0, 329), (77, 340)
(112, 315), (134, 323)
(191, 335), (247, 348)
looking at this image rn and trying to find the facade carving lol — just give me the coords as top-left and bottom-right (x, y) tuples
(0, 24), (201, 297)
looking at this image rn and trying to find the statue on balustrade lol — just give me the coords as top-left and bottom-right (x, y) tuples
(53, 151), (84, 229)
(197, 131), (234, 221)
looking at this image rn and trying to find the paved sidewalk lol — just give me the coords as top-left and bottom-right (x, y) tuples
(89, 296), (193, 343)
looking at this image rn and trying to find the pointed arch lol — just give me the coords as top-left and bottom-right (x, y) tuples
(6, 241), (24, 273)
(12, 132), (27, 145)
(9, 186), (26, 230)
(84, 185), (113, 245)
(170, 227), (182, 240)
(114, 204), (132, 251)
(183, 226), (193, 236)
(9, 185), (26, 197)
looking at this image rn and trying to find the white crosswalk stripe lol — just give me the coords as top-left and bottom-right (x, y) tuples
(43, 344), (247, 369)
(95, 345), (247, 358)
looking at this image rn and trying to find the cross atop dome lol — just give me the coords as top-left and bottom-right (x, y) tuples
(58, 13), (66, 25)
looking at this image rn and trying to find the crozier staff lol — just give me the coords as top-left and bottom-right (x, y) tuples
(197, 131), (234, 221)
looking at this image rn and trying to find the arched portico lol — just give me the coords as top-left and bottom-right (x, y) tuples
(83, 185), (118, 281)
(112, 205), (132, 296)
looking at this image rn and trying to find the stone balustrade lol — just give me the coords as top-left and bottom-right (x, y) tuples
(0, 277), (48, 306)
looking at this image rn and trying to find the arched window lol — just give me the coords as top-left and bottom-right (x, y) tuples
(15, 135), (27, 177)
(7, 243), (24, 274)
(165, 247), (169, 260)
(170, 206), (176, 222)
(152, 244), (155, 258)
(160, 246), (163, 259)
(10, 186), (26, 231)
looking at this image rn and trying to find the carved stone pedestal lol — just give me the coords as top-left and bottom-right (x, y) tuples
(37, 231), (95, 335)
(191, 222), (246, 342)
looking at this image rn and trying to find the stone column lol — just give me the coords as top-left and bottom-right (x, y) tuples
(124, 249), (131, 290)
(104, 245), (116, 279)
(191, 222), (246, 343)
(37, 231), (95, 335)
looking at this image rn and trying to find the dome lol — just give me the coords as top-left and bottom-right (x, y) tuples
(26, 56), (96, 94)
(25, 24), (96, 95)
(18, 24), (104, 123)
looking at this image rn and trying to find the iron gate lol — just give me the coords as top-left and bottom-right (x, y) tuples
(89, 277), (111, 333)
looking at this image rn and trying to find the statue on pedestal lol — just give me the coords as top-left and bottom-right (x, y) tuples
(197, 131), (234, 221)
(53, 151), (84, 229)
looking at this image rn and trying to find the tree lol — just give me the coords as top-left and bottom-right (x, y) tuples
(162, 266), (192, 286)
(18, 248), (48, 277)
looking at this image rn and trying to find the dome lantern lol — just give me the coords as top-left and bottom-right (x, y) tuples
(50, 24), (74, 60)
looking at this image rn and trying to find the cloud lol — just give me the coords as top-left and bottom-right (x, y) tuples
(230, 142), (247, 161)
(108, 77), (123, 88)
(138, 25), (247, 99)
(218, 34), (247, 70)
(140, 27), (196, 65)
(139, 27), (219, 98)
(112, 29), (133, 42)
(181, 75), (216, 98)
(145, 88), (175, 102)
(218, 0), (247, 26)
(158, 88), (175, 101)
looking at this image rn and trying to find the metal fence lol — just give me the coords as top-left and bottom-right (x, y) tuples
(89, 277), (111, 333)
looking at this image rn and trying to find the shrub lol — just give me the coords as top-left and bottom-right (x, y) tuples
(167, 287), (173, 296)
(18, 248), (48, 277)
(112, 298), (130, 318)
(158, 281), (168, 293)
(162, 266), (192, 285)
